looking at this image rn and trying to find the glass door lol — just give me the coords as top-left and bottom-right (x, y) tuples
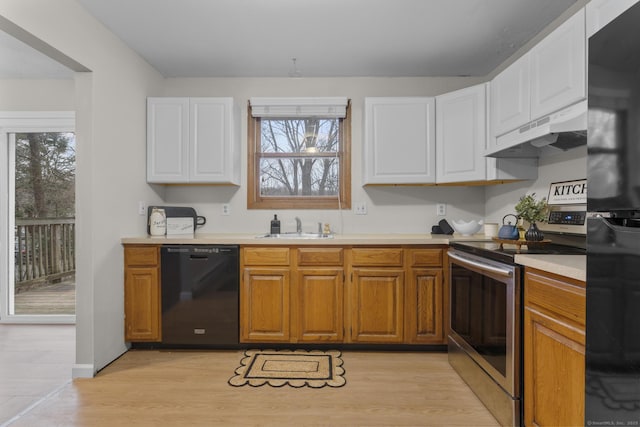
(5, 131), (75, 321)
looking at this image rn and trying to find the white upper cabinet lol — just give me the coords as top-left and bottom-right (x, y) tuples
(147, 98), (189, 183)
(436, 84), (487, 183)
(363, 97), (436, 184)
(490, 8), (586, 143)
(587, 0), (640, 37)
(490, 54), (531, 139)
(530, 9), (586, 120)
(437, 84), (537, 184)
(147, 97), (239, 184)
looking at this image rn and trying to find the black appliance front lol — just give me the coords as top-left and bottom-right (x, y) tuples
(448, 249), (521, 427)
(586, 217), (640, 422)
(160, 245), (239, 347)
(588, 2), (640, 423)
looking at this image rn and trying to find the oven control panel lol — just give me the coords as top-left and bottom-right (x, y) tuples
(539, 204), (587, 235)
(548, 210), (586, 225)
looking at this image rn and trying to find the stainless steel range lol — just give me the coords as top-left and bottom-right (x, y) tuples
(447, 204), (586, 427)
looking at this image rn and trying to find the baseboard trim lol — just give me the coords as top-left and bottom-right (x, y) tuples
(72, 363), (94, 378)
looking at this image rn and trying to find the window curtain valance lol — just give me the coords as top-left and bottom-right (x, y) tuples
(249, 97), (348, 118)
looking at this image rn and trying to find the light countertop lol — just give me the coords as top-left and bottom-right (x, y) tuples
(121, 233), (490, 246)
(121, 233), (586, 281)
(514, 254), (586, 282)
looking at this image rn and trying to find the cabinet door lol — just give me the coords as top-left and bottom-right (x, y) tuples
(530, 9), (586, 120)
(241, 267), (290, 342)
(189, 98), (237, 183)
(296, 268), (344, 342)
(490, 54), (531, 138)
(436, 84), (487, 183)
(363, 97), (436, 184)
(405, 268), (444, 344)
(587, 0), (639, 37)
(147, 97), (190, 183)
(524, 269), (585, 427)
(524, 308), (585, 426)
(350, 268), (404, 343)
(124, 266), (161, 342)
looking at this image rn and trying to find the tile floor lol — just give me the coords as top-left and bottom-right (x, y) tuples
(0, 324), (75, 426)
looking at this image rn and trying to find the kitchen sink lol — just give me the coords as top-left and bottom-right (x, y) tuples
(255, 232), (334, 239)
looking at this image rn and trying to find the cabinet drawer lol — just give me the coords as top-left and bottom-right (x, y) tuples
(124, 246), (159, 266)
(352, 248), (403, 267)
(243, 247), (290, 266)
(297, 248), (344, 266)
(525, 270), (585, 326)
(409, 248), (443, 267)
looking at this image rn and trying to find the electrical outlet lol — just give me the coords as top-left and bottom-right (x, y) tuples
(436, 203), (447, 216)
(138, 201), (147, 216)
(355, 202), (367, 215)
(222, 204), (230, 216)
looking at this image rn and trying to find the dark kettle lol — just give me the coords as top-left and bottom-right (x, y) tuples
(498, 214), (519, 240)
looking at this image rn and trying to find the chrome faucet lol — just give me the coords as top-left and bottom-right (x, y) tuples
(295, 217), (302, 234)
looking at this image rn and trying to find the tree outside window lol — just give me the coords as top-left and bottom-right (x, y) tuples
(248, 103), (351, 209)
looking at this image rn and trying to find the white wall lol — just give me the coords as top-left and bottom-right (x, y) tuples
(0, 0), (165, 375)
(158, 77), (488, 235)
(485, 146), (587, 223)
(0, 79), (75, 110)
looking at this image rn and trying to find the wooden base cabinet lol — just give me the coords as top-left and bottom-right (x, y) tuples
(241, 267), (291, 342)
(240, 247), (291, 342)
(240, 247), (344, 343)
(239, 245), (446, 346)
(524, 268), (585, 427)
(405, 248), (445, 344)
(296, 268), (344, 342)
(350, 268), (405, 343)
(124, 245), (161, 342)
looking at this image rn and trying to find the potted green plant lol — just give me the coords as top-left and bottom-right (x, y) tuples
(514, 193), (548, 241)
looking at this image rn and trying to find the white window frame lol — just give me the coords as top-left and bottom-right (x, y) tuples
(0, 111), (75, 324)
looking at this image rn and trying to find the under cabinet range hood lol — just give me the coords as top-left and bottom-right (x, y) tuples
(487, 100), (587, 158)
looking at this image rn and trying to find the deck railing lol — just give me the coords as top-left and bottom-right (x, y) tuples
(14, 218), (75, 291)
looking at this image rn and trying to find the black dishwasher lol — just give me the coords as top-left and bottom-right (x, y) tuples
(160, 245), (239, 347)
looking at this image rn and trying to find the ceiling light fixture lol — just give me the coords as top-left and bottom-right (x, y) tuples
(288, 57), (302, 78)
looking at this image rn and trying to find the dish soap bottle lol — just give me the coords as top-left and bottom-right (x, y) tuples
(270, 215), (281, 235)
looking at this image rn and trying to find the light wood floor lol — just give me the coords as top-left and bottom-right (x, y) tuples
(6, 347), (500, 427)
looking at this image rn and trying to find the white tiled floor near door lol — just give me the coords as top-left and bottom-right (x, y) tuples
(0, 324), (75, 426)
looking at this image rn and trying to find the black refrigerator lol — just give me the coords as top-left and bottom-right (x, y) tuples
(587, 2), (640, 424)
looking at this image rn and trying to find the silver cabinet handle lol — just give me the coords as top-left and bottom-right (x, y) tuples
(448, 251), (513, 277)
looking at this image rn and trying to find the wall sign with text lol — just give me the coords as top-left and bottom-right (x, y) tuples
(547, 179), (587, 205)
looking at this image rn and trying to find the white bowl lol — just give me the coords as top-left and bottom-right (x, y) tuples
(451, 219), (484, 236)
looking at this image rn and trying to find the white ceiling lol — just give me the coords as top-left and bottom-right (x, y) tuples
(3, 0), (579, 79)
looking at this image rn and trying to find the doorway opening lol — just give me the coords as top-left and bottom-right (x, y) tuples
(0, 112), (76, 324)
(11, 132), (76, 316)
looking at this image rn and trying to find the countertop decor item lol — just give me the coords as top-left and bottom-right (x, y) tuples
(228, 349), (345, 388)
(498, 214), (519, 240)
(450, 219), (483, 236)
(515, 193), (548, 241)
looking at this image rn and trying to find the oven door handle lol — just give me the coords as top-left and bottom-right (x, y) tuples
(448, 251), (513, 277)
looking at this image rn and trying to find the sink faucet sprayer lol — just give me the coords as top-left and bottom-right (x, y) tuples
(295, 217), (302, 233)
